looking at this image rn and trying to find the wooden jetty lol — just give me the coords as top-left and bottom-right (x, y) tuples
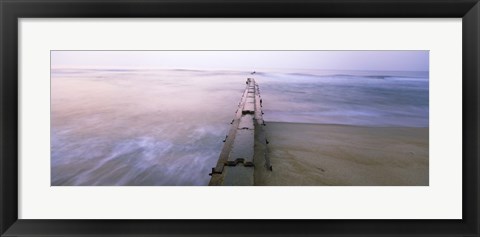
(209, 78), (271, 186)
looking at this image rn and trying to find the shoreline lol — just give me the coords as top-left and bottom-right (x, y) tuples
(254, 122), (429, 186)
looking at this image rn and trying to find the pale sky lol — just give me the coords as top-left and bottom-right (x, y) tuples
(51, 51), (429, 72)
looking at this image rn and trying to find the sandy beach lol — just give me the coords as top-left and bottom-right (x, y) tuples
(254, 122), (428, 186)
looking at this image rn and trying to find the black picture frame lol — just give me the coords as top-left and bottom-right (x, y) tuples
(1, 0), (479, 236)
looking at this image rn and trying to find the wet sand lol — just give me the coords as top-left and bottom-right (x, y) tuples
(254, 122), (428, 186)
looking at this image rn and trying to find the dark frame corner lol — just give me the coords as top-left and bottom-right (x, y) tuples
(1, 0), (479, 236)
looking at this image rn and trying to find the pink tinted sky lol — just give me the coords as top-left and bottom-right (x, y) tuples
(51, 51), (428, 72)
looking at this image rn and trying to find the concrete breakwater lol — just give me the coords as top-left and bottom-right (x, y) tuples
(209, 78), (271, 186)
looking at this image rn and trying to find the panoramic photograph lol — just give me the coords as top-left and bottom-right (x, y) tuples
(51, 50), (429, 186)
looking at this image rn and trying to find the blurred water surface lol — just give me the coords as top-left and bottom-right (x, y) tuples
(51, 68), (428, 186)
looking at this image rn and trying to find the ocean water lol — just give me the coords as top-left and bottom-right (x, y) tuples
(51, 68), (428, 186)
(257, 70), (429, 127)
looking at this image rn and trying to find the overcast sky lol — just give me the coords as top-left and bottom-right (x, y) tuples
(51, 51), (429, 72)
